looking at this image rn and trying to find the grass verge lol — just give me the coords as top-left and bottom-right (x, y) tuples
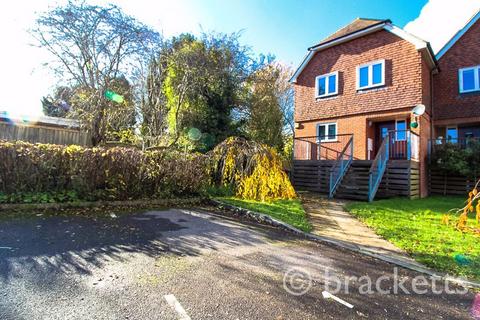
(345, 196), (480, 281)
(216, 197), (312, 232)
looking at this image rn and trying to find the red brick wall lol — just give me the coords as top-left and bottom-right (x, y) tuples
(295, 109), (413, 160)
(433, 18), (480, 122)
(294, 30), (426, 122)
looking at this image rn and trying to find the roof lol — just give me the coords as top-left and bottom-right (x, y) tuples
(436, 10), (480, 60)
(309, 18), (390, 50)
(0, 111), (80, 129)
(290, 18), (437, 83)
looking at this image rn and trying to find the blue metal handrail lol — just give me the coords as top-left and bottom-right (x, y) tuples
(368, 136), (389, 202)
(329, 136), (354, 198)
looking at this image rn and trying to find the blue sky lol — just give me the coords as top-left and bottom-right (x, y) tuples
(180, 0), (428, 65)
(0, 0), (479, 116)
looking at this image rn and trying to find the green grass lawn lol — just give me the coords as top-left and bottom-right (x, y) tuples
(216, 197), (312, 232)
(346, 196), (480, 281)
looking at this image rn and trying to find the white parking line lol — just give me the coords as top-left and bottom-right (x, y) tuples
(322, 291), (354, 309)
(164, 294), (191, 320)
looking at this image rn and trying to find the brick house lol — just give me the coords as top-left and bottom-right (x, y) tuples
(291, 13), (480, 200)
(433, 12), (480, 142)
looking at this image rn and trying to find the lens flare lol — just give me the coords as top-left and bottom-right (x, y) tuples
(0, 112), (41, 126)
(0, 111), (14, 125)
(105, 90), (124, 104)
(187, 127), (202, 141)
(454, 254), (471, 266)
(472, 294), (480, 320)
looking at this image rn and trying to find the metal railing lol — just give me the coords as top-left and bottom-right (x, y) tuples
(368, 135), (389, 202)
(293, 134), (354, 160)
(387, 130), (419, 161)
(329, 136), (354, 198)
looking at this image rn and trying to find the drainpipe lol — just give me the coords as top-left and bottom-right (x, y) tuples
(427, 66), (437, 197)
(430, 70), (434, 143)
(429, 68), (435, 163)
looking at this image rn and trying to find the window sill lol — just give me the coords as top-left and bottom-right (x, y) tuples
(356, 84), (386, 93)
(315, 93), (338, 100)
(316, 139), (338, 144)
(459, 89), (480, 95)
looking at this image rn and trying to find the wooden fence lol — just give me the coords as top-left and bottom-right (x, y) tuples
(429, 168), (476, 196)
(292, 160), (335, 193)
(0, 122), (91, 146)
(377, 160), (420, 199)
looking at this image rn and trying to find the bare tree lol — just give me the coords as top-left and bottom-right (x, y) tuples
(31, 1), (160, 145)
(274, 63), (295, 135)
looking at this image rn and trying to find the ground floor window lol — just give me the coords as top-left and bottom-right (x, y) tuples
(317, 123), (337, 142)
(446, 126), (458, 142)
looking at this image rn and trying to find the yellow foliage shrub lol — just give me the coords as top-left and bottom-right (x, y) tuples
(208, 137), (296, 201)
(443, 183), (480, 235)
(237, 152), (296, 201)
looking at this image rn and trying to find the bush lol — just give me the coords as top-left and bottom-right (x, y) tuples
(431, 140), (480, 177)
(0, 141), (207, 202)
(208, 137), (296, 201)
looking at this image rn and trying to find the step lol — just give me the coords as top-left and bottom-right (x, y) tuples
(337, 189), (368, 194)
(351, 160), (373, 166)
(336, 187), (369, 192)
(334, 193), (369, 200)
(343, 178), (369, 182)
(337, 184), (369, 190)
(336, 190), (369, 196)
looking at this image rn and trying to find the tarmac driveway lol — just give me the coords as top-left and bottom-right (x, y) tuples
(0, 207), (477, 319)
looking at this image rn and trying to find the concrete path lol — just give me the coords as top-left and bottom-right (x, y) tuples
(300, 193), (426, 269)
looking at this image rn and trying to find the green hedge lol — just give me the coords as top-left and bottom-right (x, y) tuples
(431, 141), (480, 176)
(0, 141), (207, 202)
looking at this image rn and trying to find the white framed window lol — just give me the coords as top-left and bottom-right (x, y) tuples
(356, 59), (385, 90)
(317, 122), (337, 142)
(459, 66), (480, 93)
(315, 71), (338, 98)
(395, 119), (407, 141)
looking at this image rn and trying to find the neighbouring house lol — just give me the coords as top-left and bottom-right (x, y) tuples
(0, 112), (91, 146)
(291, 12), (480, 201)
(433, 12), (480, 143)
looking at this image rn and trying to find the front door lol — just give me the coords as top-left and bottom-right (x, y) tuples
(375, 121), (395, 156)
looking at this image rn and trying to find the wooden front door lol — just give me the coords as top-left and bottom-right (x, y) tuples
(375, 121), (395, 156)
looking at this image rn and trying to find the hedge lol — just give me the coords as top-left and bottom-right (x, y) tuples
(0, 141), (207, 202)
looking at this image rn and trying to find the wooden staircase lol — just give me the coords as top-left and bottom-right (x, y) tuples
(334, 160), (372, 200)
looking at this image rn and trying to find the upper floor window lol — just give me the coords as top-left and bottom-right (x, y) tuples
(356, 59), (385, 90)
(315, 71), (338, 98)
(459, 66), (480, 93)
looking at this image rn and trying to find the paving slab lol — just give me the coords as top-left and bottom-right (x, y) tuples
(300, 193), (427, 268)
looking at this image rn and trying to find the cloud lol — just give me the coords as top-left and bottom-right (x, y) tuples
(0, 0), (204, 117)
(404, 0), (480, 54)
(0, 0), (57, 116)
(93, 0), (204, 37)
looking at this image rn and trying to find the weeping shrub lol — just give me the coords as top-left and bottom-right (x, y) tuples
(208, 137), (296, 201)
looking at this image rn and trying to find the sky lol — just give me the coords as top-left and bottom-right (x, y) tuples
(0, 0), (479, 117)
